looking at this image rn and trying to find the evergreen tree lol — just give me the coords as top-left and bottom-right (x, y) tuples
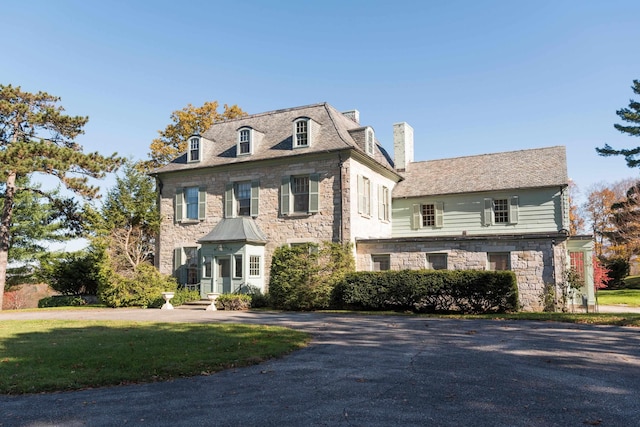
(97, 160), (160, 274)
(0, 84), (124, 309)
(597, 79), (640, 166)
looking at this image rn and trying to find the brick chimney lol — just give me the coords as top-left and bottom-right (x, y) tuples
(393, 122), (414, 171)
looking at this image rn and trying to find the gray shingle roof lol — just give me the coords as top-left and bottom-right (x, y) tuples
(153, 103), (394, 174)
(198, 218), (268, 244)
(393, 146), (568, 198)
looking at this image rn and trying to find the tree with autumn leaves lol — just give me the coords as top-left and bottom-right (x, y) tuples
(142, 101), (246, 170)
(0, 84), (124, 309)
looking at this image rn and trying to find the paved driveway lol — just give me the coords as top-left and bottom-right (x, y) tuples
(1, 308), (639, 426)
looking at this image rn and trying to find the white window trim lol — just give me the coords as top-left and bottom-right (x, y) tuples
(483, 196), (519, 226)
(237, 127), (253, 156)
(293, 118), (311, 148)
(175, 187), (206, 223)
(411, 202), (444, 229)
(188, 136), (201, 163)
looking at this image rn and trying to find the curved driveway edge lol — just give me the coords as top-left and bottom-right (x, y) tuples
(1, 309), (639, 426)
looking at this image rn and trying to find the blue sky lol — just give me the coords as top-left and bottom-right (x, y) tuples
(3, 0), (640, 204)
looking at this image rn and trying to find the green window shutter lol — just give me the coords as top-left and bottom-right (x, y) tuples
(357, 175), (364, 214)
(198, 187), (207, 220)
(251, 180), (260, 216)
(411, 204), (421, 230)
(175, 188), (183, 223)
(173, 248), (184, 284)
(309, 174), (319, 213)
(510, 196), (519, 224)
(225, 183), (234, 218)
(378, 185), (384, 220)
(483, 198), (493, 226)
(435, 201), (444, 228)
(281, 176), (290, 216)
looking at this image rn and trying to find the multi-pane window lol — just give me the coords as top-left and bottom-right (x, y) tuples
(422, 204), (435, 226)
(234, 255), (243, 278)
(493, 199), (509, 223)
(295, 120), (308, 147)
(239, 129), (251, 155)
(185, 187), (199, 220)
(236, 182), (251, 216)
(292, 176), (310, 213)
(281, 174), (319, 215)
(175, 187), (205, 222)
(189, 137), (200, 162)
(184, 247), (199, 286)
(372, 254), (390, 271)
(484, 196), (518, 226)
(426, 254), (447, 270)
(488, 253), (510, 271)
(249, 256), (260, 277)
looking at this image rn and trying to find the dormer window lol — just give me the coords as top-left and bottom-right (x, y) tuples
(365, 127), (374, 156)
(237, 127), (252, 156)
(294, 119), (309, 148)
(188, 136), (200, 162)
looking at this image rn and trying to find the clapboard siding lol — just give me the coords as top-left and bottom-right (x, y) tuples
(392, 187), (563, 238)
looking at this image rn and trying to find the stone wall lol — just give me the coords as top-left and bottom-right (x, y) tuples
(156, 154), (345, 283)
(356, 236), (568, 311)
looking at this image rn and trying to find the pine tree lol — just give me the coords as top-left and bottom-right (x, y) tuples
(597, 79), (640, 166)
(0, 84), (124, 309)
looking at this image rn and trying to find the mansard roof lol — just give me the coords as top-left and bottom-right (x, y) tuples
(393, 146), (569, 198)
(153, 102), (394, 174)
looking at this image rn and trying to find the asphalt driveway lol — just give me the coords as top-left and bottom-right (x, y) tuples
(1, 308), (639, 426)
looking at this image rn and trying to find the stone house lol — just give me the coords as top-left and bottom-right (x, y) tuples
(151, 102), (595, 311)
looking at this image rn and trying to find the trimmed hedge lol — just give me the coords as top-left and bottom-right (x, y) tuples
(332, 270), (518, 314)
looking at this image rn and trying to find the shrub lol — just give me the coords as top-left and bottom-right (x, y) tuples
(38, 295), (87, 308)
(216, 294), (251, 310)
(38, 250), (103, 295)
(332, 269), (518, 314)
(98, 263), (178, 308)
(269, 242), (354, 310)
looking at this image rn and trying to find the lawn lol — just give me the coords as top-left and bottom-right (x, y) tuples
(0, 320), (310, 394)
(596, 289), (640, 307)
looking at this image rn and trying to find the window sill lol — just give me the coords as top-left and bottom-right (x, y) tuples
(179, 219), (201, 224)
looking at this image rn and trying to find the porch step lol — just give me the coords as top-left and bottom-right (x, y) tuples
(177, 299), (212, 309)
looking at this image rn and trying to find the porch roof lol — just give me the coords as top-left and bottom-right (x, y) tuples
(198, 217), (268, 244)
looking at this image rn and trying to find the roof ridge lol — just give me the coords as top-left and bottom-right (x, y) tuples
(215, 102), (330, 126)
(408, 145), (565, 166)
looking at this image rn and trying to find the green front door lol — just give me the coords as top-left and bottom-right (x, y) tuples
(200, 252), (214, 297)
(216, 256), (231, 293)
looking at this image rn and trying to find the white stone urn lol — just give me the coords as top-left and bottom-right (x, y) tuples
(161, 292), (175, 310)
(206, 292), (220, 311)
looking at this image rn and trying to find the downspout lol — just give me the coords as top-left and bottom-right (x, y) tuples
(338, 153), (344, 243)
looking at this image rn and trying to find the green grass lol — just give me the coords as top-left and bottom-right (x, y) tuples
(0, 320), (310, 395)
(597, 289), (640, 307)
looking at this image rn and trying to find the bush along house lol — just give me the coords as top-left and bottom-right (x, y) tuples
(151, 102), (595, 311)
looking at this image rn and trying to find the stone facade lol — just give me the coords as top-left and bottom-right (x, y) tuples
(356, 235), (569, 311)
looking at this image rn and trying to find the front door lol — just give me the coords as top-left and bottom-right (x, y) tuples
(216, 257), (231, 294)
(200, 253), (214, 297)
